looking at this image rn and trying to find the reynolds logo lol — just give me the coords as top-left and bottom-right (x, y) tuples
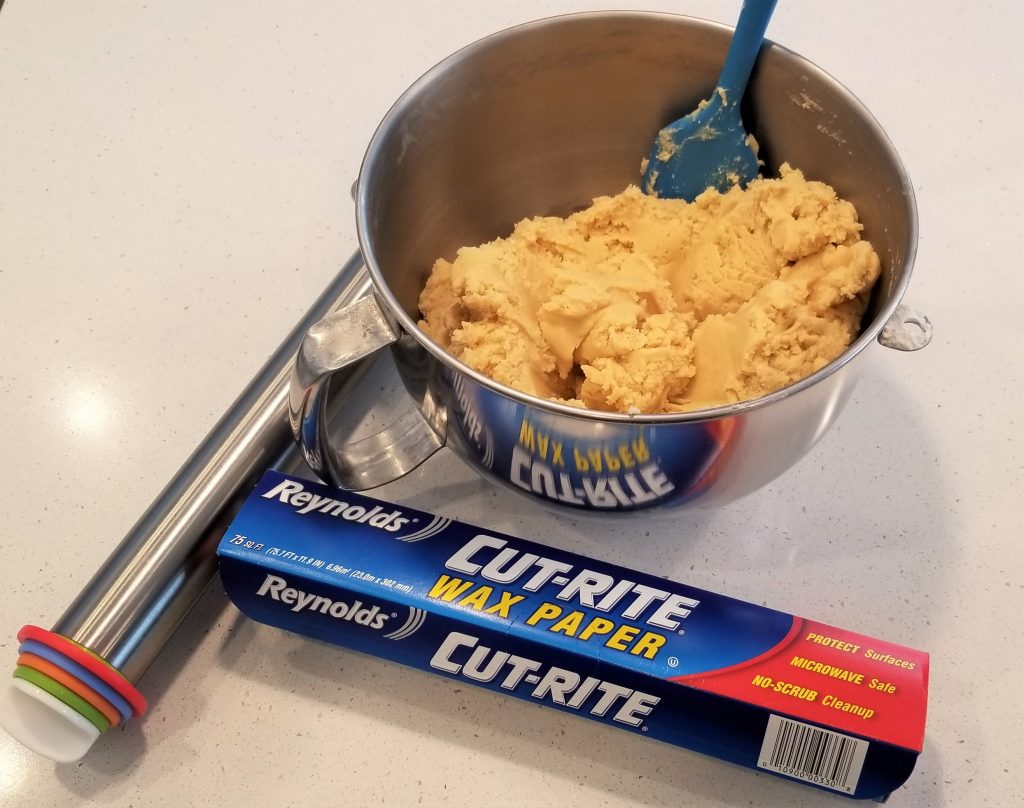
(261, 479), (411, 533)
(256, 574), (390, 629)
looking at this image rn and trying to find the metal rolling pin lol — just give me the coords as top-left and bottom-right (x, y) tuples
(1, 252), (372, 762)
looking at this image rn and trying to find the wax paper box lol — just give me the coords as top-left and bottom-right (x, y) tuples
(218, 471), (928, 800)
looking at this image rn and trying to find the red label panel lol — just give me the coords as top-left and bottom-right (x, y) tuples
(673, 618), (929, 751)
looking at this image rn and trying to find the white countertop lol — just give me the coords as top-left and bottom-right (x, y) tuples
(1, 1), (1020, 805)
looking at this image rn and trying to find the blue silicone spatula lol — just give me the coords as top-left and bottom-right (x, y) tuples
(642, 0), (778, 200)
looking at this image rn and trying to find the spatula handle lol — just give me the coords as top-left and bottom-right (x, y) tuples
(718, 0), (778, 99)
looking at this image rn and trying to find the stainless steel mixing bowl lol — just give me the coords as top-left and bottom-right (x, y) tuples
(291, 12), (928, 512)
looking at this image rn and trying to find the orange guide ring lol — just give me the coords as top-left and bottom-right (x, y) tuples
(18, 652), (121, 727)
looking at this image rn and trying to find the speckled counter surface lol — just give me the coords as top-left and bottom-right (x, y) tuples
(1, 1), (1020, 805)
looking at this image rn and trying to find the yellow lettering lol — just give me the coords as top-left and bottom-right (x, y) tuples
(484, 591), (525, 618)
(618, 444), (636, 468)
(578, 618), (616, 640)
(630, 632), (666, 659)
(518, 420), (535, 451)
(574, 448), (589, 472)
(458, 586), (494, 610)
(537, 432), (549, 461)
(606, 624), (641, 651)
(428, 575), (475, 602)
(526, 602), (564, 626)
(551, 441), (564, 468)
(550, 611), (585, 636)
(632, 438), (650, 462)
(604, 448), (621, 472)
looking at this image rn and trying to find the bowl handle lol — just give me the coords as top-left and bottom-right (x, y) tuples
(289, 293), (445, 489)
(877, 303), (933, 351)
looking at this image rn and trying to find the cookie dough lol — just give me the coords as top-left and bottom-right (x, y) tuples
(418, 165), (880, 414)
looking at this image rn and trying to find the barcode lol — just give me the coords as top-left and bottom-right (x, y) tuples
(757, 714), (868, 794)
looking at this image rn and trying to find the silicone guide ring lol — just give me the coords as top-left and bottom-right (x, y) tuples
(19, 653), (121, 727)
(17, 626), (148, 716)
(13, 667), (110, 733)
(18, 640), (133, 723)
